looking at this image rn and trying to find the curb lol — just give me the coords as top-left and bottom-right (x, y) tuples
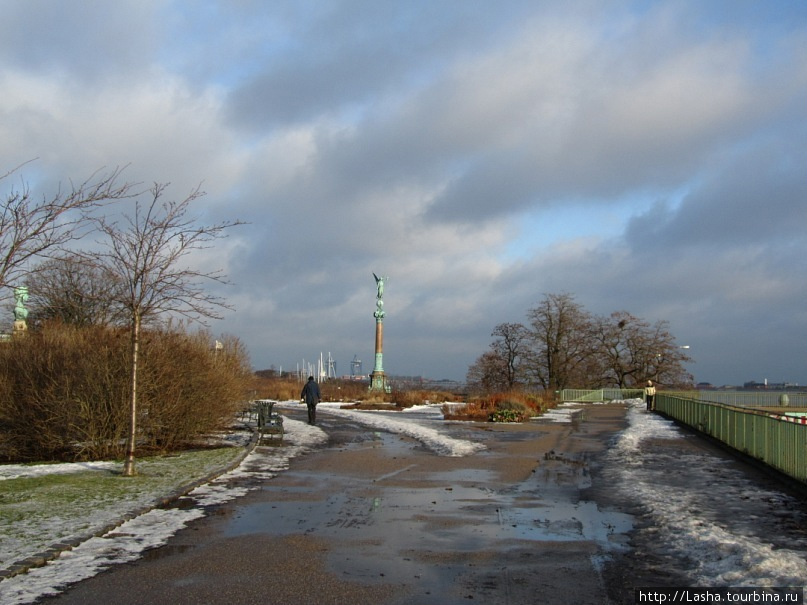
(0, 429), (260, 582)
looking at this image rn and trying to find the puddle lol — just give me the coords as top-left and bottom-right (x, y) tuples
(140, 544), (194, 561)
(219, 416), (634, 593)
(427, 469), (498, 484)
(225, 470), (631, 553)
(495, 498), (633, 546)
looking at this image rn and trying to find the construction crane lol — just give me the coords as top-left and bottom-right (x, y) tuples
(351, 355), (362, 377)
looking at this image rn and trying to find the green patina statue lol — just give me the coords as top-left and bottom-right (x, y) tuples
(373, 272), (385, 299)
(13, 286), (29, 322)
(373, 273), (387, 319)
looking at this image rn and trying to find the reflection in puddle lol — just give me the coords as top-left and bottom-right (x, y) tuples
(217, 415), (636, 595)
(225, 472), (632, 553)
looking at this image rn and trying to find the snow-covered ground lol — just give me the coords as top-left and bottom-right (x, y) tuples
(312, 401), (485, 456)
(0, 461), (120, 481)
(1, 399), (805, 603)
(607, 399), (807, 589)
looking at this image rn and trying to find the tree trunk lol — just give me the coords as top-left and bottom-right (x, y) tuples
(122, 312), (140, 476)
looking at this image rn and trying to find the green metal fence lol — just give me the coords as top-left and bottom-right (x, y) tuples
(559, 388), (644, 402)
(664, 390), (807, 408)
(657, 394), (807, 484)
(559, 389), (807, 408)
(557, 389), (807, 484)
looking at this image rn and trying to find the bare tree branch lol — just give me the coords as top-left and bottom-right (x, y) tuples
(1, 164), (135, 293)
(88, 183), (245, 476)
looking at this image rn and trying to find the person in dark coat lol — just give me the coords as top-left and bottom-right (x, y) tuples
(300, 376), (321, 425)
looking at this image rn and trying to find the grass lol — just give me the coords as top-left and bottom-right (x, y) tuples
(0, 446), (247, 570)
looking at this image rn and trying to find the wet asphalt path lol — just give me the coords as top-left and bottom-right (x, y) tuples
(43, 404), (634, 605)
(40, 404), (807, 604)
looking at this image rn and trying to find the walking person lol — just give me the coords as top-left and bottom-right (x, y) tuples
(301, 376), (321, 425)
(644, 380), (656, 411)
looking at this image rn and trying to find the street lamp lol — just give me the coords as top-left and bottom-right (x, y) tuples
(655, 346), (691, 383)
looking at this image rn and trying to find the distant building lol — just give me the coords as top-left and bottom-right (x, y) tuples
(743, 380), (800, 390)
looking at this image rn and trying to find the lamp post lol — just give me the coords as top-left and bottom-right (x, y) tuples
(655, 345), (690, 383)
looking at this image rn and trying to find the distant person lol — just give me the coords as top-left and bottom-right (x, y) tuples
(644, 380), (656, 411)
(301, 376), (321, 425)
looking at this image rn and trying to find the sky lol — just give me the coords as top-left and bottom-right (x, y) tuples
(1, 0), (805, 386)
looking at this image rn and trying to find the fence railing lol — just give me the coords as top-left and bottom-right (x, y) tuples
(557, 389), (807, 484)
(559, 388), (644, 402)
(664, 390), (807, 408)
(559, 388), (807, 408)
(657, 394), (807, 484)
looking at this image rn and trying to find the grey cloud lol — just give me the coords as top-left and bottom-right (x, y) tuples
(223, 1), (535, 131)
(626, 132), (807, 251)
(0, 1), (160, 81)
(421, 5), (807, 223)
(3, 0), (807, 387)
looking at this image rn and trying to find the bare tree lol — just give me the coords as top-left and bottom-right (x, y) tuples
(470, 293), (694, 392)
(591, 311), (643, 388)
(1, 163), (132, 293)
(591, 310), (693, 387)
(466, 323), (529, 394)
(90, 183), (244, 476)
(490, 322), (529, 390)
(25, 255), (125, 328)
(634, 318), (693, 388)
(526, 293), (595, 391)
(466, 350), (510, 394)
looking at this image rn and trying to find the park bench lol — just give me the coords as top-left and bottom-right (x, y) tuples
(255, 399), (284, 442)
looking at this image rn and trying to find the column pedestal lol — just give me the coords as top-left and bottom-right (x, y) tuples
(369, 318), (389, 392)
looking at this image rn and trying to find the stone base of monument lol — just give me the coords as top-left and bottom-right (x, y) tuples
(369, 371), (390, 393)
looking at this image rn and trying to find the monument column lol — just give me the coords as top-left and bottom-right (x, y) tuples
(369, 273), (389, 393)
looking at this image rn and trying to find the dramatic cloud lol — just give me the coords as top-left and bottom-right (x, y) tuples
(1, 0), (805, 386)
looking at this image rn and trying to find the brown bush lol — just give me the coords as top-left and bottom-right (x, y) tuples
(247, 376), (374, 403)
(444, 390), (555, 422)
(0, 323), (252, 462)
(390, 389), (455, 408)
(137, 330), (253, 451)
(441, 401), (489, 421)
(0, 324), (131, 461)
(322, 379), (372, 402)
(245, 376), (465, 410)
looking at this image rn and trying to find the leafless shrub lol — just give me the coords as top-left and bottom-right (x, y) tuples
(390, 389), (454, 408)
(249, 376), (377, 403)
(136, 330), (252, 452)
(0, 323), (251, 462)
(441, 401), (489, 421)
(444, 390), (554, 422)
